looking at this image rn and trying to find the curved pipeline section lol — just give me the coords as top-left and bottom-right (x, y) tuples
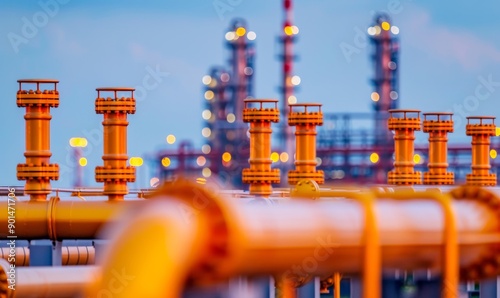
(0, 246), (95, 266)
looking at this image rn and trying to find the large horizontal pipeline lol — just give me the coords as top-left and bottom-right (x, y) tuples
(0, 198), (142, 240)
(86, 183), (500, 297)
(0, 246), (94, 266)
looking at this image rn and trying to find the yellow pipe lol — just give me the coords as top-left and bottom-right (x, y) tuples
(16, 79), (60, 201)
(87, 181), (500, 297)
(88, 198), (212, 297)
(288, 103), (324, 185)
(466, 116), (496, 186)
(0, 259), (97, 297)
(388, 109), (422, 185)
(242, 99), (280, 196)
(95, 88), (136, 201)
(0, 197), (141, 240)
(0, 246), (95, 266)
(423, 112), (454, 185)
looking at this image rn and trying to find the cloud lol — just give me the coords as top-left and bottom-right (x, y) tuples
(403, 8), (500, 69)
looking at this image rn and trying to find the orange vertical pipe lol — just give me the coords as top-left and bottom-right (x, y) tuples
(288, 103), (324, 185)
(388, 109), (422, 185)
(466, 116), (496, 186)
(423, 112), (454, 185)
(16, 79), (60, 201)
(242, 99), (280, 196)
(95, 88), (136, 200)
(333, 273), (341, 298)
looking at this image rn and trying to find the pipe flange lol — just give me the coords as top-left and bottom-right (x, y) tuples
(466, 174), (497, 186)
(449, 186), (500, 280)
(95, 97), (136, 114)
(242, 108), (280, 123)
(288, 170), (324, 185)
(153, 180), (231, 284)
(16, 163), (59, 181)
(422, 120), (454, 133)
(423, 172), (454, 185)
(95, 166), (136, 182)
(242, 169), (280, 184)
(388, 171), (422, 185)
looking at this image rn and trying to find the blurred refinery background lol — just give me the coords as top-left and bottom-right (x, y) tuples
(1, 1), (500, 187)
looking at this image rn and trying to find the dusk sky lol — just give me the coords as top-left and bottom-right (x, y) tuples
(1, 0), (500, 187)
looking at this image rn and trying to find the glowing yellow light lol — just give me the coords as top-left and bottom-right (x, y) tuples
(381, 22), (390, 31)
(202, 109), (212, 120)
(196, 177), (207, 184)
(236, 27), (246, 37)
(288, 95), (297, 104)
(196, 156), (206, 167)
(490, 149), (497, 159)
(284, 26), (293, 36)
(279, 152), (289, 163)
(69, 137), (88, 148)
(371, 92), (380, 102)
(270, 152), (280, 163)
(291, 75), (301, 85)
(413, 154), (422, 164)
(161, 157), (171, 167)
(149, 177), (160, 187)
(202, 127), (211, 138)
(222, 152), (232, 162)
(374, 26), (381, 35)
(202, 168), (212, 178)
(496, 127), (500, 136)
(225, 31), (235, 41)
(204, 90), (214, 100)
(78, 157), (87, 167)
(370, 152), (379, 164)
(129, 157), (143, 167)
(201, 144), (211, 154)
(247, 31), (256, 40)
(227, 113), (236, 123)
(166, 134), (176, 144)
(202, 75), (212, 85)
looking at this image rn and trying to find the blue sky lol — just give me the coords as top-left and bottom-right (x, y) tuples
(1, 0), (500, 187)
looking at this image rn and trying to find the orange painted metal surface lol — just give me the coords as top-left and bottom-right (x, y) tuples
(16, 79), (60, 201)
(388, 109), (422, 185)
(423, 112), (454, 185)
(466, 116), (497, 186)
(242, 99), (280, 196)
(0, 259), (97, 297)
(0, 197), (141, 240)
(95, 87), (136, 200)
(86, 181), (500, 298)
(0, 246), (95, 266)
(288, 103), (324, 185)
